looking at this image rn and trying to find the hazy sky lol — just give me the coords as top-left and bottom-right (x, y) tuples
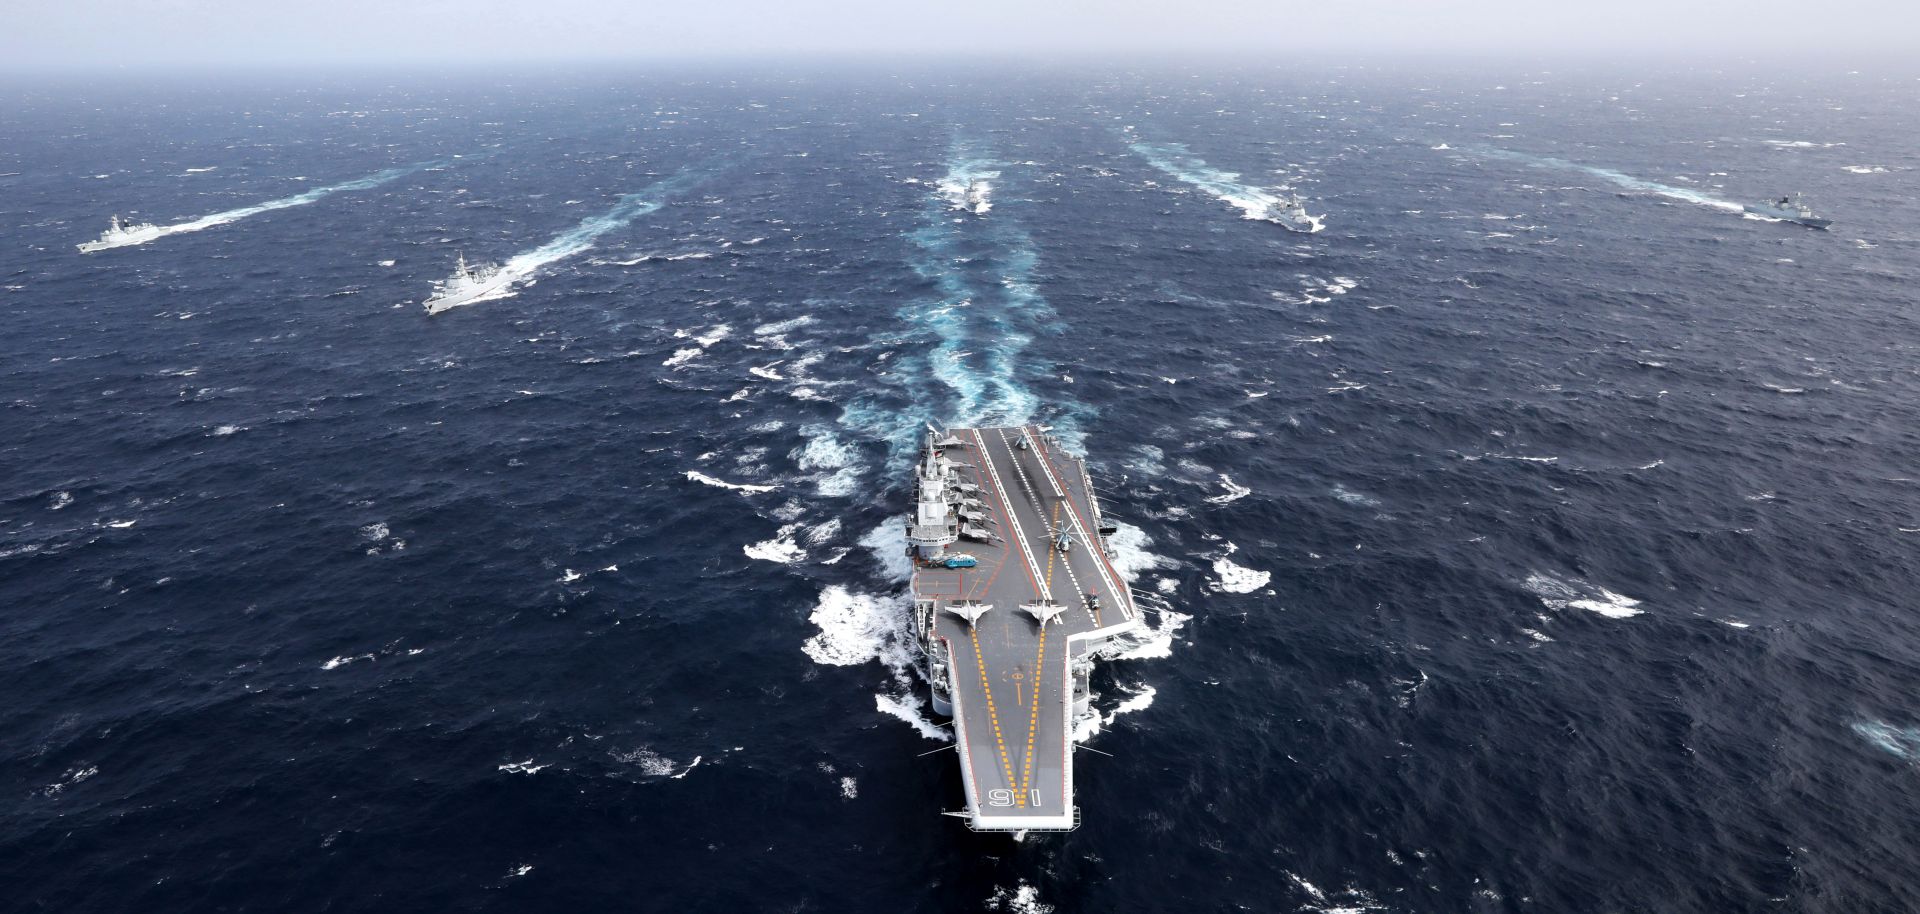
(5, 0), (1916, 69)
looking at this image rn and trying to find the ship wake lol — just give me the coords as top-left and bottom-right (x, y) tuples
(421, 164), (715, 312)
(1129, 139), (1318, 227)
(839, 144), (1087, 455)
(79, 159), (443, 251)
(937, 154), (1000, 215)
(1470, 146), (1745, 213)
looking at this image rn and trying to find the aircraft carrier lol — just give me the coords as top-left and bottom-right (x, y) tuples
(907, 423), (1152, 832)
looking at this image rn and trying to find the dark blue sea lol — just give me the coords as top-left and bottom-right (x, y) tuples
(5, 63), (1920, 912)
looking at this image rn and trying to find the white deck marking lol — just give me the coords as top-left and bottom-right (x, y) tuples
(972, 428), (1050, 603)
(1025, 427), (1132, 621)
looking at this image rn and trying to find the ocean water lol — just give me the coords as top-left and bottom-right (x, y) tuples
(5, 64), (1920, 912)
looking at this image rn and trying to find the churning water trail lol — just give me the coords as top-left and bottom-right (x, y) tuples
(1469, 145), (1746, 213)
(874, 147), (1083, 441)
(422, 163), (717, 310)
(1129, 138), (1299, 221)
(839, 144), (1062, 448)
(79, 160), (445, 251)
(937, 153), (999, 215)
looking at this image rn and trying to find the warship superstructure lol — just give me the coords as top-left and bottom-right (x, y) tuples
(77, 214), (164, 253)
(907, 424), (1153, 832)
(1257, 194), (1324, 233)
(963, 179), (991, 214)
(1743, 194), (1832, 229)
(424, 252), (514, 314)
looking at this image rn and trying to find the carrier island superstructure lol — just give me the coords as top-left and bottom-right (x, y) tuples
(907, 424), (1151, 832)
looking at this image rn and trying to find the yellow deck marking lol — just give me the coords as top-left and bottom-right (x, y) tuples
(969, 624), (1018, 791)
(1017, 621), (1048, 800)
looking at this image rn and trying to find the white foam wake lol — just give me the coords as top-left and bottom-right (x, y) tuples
(1473, 146), (1744, 213)
(422, 166), (710, 312)
(876, 692), (952, 741)
(80, 160), (440, 251)
(1130, 140), (1317, 225)
(937, 156), (999, 214)
(801, 585), (913, 668)
(837, 148), (1074, 449)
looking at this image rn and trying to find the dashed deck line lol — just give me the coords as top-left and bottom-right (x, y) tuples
(968, 624), (1018, 790)
(1018, 620), (1049, 800)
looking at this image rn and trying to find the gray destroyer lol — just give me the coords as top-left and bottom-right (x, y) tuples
(1256, 194), (1325, 234)
(907, 424), (1153, 832)
(1743, 194), (1832, 229)
(77, 214), (165, 253)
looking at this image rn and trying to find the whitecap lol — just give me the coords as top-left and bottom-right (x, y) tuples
(1853, 720), (1920, 763)
(986, 882), (1054, 914)
(1523, 572), (1644, 619)
(684, 471), (776, 494)
(321, 653), (375, 670)
(754, 315), (817, 335)
(1331, 484), (1381, 507)
(744, 524), (806, 563)
(613, 746), (679, 777)
(664, 346), (709, 368)
(41, 765), (99, 797)
(1205, 473), (1251, 505)
(1209, 543), (1270, 594)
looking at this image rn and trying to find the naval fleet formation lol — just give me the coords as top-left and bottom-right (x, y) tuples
(72, 138), (1840, 834)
